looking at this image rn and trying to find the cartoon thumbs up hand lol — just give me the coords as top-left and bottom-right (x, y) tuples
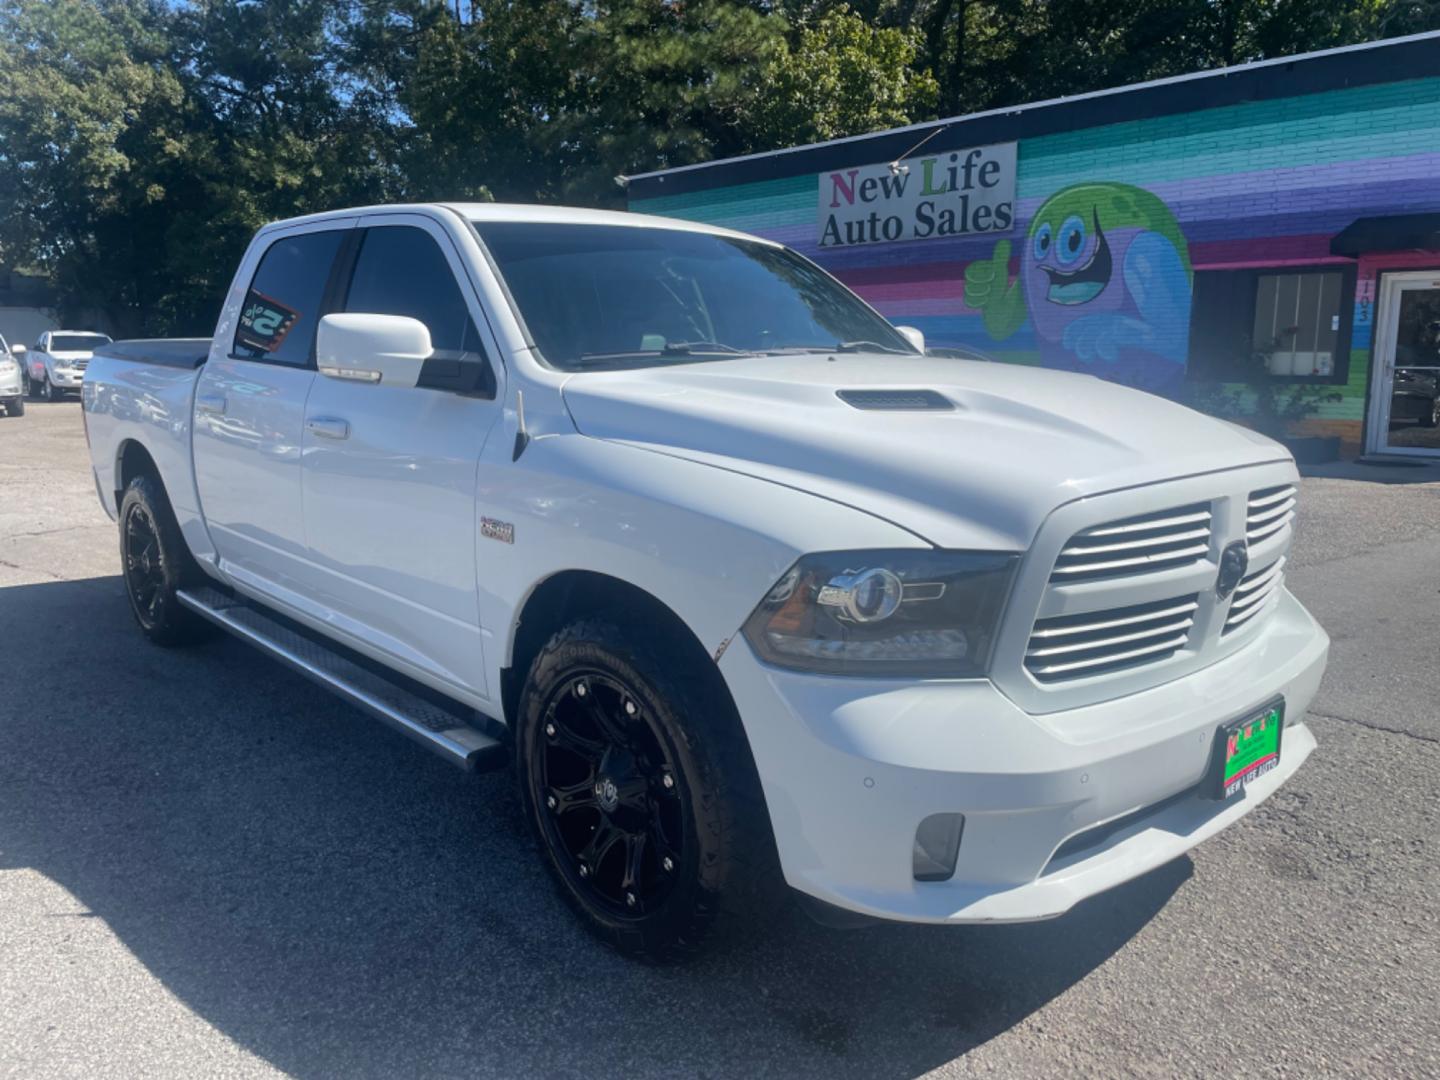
(964, 240), (1010, 309)
(964, 240), (1026, 341)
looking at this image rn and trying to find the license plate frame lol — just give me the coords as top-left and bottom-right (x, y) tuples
(1211, 697), (1285, 800)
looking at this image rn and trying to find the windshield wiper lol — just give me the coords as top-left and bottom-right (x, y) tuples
(572, 343), (751, 369)
(659, 340), (750, 356)
(757, 341), (915, 356)
(833, 340), (915, 355)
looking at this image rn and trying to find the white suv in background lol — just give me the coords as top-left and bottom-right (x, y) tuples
(0, 333), (22, 417)
(24, 330), (112, 401)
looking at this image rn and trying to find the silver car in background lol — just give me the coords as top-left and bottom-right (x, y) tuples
(0, 333), (22, 417)
(24, 330), (112, 402)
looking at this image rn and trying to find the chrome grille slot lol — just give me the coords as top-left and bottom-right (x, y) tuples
(1025, 594), (1199, 682)
(1224, 557), (1285, 634)
(1050, 503), (1212, 582)
(1247, 485), (1296, 545)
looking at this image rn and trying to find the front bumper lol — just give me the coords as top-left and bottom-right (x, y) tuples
(720, 587), (1328, 923)
(48, 368), (85, 389)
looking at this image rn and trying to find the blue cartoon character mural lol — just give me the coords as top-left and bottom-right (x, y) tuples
(964, 182), (1192, 395)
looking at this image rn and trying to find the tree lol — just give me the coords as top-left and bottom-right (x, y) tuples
(751, 7), (938, 148)
(0, 0), (184, 332)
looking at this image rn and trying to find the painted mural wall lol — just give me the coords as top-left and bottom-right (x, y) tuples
(630, 75), (1440, 439)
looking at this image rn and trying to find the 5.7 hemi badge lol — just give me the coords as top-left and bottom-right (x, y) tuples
(481, 517), (515, 544)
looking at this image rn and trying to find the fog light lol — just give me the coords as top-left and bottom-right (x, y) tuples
(912, 813), (964, 882)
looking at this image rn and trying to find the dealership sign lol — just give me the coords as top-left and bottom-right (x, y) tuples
(818, 142), (1017, 248)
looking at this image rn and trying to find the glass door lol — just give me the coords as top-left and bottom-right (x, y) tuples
(1371, 272), (1440, 456)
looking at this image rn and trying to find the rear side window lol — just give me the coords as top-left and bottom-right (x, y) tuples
(233, 229), (345, 366)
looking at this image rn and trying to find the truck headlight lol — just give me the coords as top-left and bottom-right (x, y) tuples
(741, 550), (1018, 676)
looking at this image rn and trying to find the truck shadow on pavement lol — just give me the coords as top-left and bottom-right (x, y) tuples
(0, 576), (1188, 1079)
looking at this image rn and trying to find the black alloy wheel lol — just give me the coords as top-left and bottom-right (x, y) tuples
(517, 619), (779, 960)
(117, 475), (216, 646)
(123, 499), (167, 628)
(532, 670), (686, 919)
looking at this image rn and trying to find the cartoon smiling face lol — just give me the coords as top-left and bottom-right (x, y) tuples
(1030, 209), (1113, 308)
(1021, 182), (1192, 346)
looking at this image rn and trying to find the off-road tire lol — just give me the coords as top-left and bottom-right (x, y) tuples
(118, 474), (217, 646)
(4, 397), (22, 417)
(516, 618), (780, 962)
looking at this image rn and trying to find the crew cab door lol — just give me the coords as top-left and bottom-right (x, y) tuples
(298, 215), (504, 698)
(193, 219), (354, 596)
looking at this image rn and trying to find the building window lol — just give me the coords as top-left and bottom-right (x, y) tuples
(1188, 266), (1354, 384)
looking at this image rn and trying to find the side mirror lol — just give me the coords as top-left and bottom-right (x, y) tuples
(10, 344), (25, 356)
(894, 325), (925, 354)
(316, 313), (430, 388)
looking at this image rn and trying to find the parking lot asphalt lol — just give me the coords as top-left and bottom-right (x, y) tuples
(1, 399), (1438, 1079)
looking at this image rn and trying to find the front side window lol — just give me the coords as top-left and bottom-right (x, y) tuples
(343, 225), (493, 396)
(472, 222), (914, 371)
(232, 229), (346, 366)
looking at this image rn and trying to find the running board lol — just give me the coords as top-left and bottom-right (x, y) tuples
(176, 586), (506, 771)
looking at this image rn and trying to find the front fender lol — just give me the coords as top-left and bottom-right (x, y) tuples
(475, 433), (929, 693)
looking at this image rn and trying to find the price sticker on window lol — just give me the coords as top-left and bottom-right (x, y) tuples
(236, 290), (301, 355)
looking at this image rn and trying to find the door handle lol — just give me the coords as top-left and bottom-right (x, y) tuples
(196, 393), (227, 415)
(306, 416), (350, 440)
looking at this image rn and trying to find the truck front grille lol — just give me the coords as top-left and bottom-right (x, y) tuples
(1246, 485), (1296, 545)
(1050, 502), (1212, 583)
(1024, 594), (1199, 682)
(1224, 558), (1285, 634)
(1007, 471), (1302, 706)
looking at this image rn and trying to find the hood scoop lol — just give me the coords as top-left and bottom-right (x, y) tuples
(836, 388), (954, 411)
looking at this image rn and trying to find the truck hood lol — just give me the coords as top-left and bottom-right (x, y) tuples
(560, 353), (1288, 550)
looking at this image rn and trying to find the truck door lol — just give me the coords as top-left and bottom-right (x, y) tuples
(299, 216), (504, 699)
(193, 220), (353, 597)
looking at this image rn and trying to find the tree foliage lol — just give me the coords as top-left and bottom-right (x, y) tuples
(0, 0), (1435, 333)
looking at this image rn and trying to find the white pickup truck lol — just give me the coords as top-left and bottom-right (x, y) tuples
(83, 203), (1329, 959)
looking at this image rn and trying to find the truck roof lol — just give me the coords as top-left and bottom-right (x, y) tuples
(255, 202), (771, 246)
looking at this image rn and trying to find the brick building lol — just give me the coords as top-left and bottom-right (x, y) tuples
(625, 32), (1440, 461)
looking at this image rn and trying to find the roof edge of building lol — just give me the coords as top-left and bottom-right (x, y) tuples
(623, 30), (1440, 201)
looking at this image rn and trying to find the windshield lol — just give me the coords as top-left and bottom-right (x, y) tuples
(472, 222), (915, 370)
(51, 334), (110, 352)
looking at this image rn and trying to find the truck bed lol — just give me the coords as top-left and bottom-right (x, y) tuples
(83, 340), (209, 530)
(94, 338), (211, 370)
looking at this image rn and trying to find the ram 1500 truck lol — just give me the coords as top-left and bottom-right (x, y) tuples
(83, 204), (1329, 960)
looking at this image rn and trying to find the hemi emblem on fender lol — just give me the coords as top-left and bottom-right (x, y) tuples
(481, 517), (515, 544)
(1216, 541), (1249, 600)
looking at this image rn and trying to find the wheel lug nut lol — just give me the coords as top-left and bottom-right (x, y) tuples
(626, 891), (637, 907)
(576, 682), (587, 697)
(544, 723), (555, 738)
(578, 863), (589, 878)
(546, 795), (557, 810)
(624, 700), (636, 716)
(662, 856), (674, 872)
(662, 773), (674, 789)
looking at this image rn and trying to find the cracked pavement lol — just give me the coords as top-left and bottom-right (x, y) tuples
(1, 400), (1438, 1078)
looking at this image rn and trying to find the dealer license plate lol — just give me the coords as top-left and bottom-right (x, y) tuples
(1214, 700), (1284, 799)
